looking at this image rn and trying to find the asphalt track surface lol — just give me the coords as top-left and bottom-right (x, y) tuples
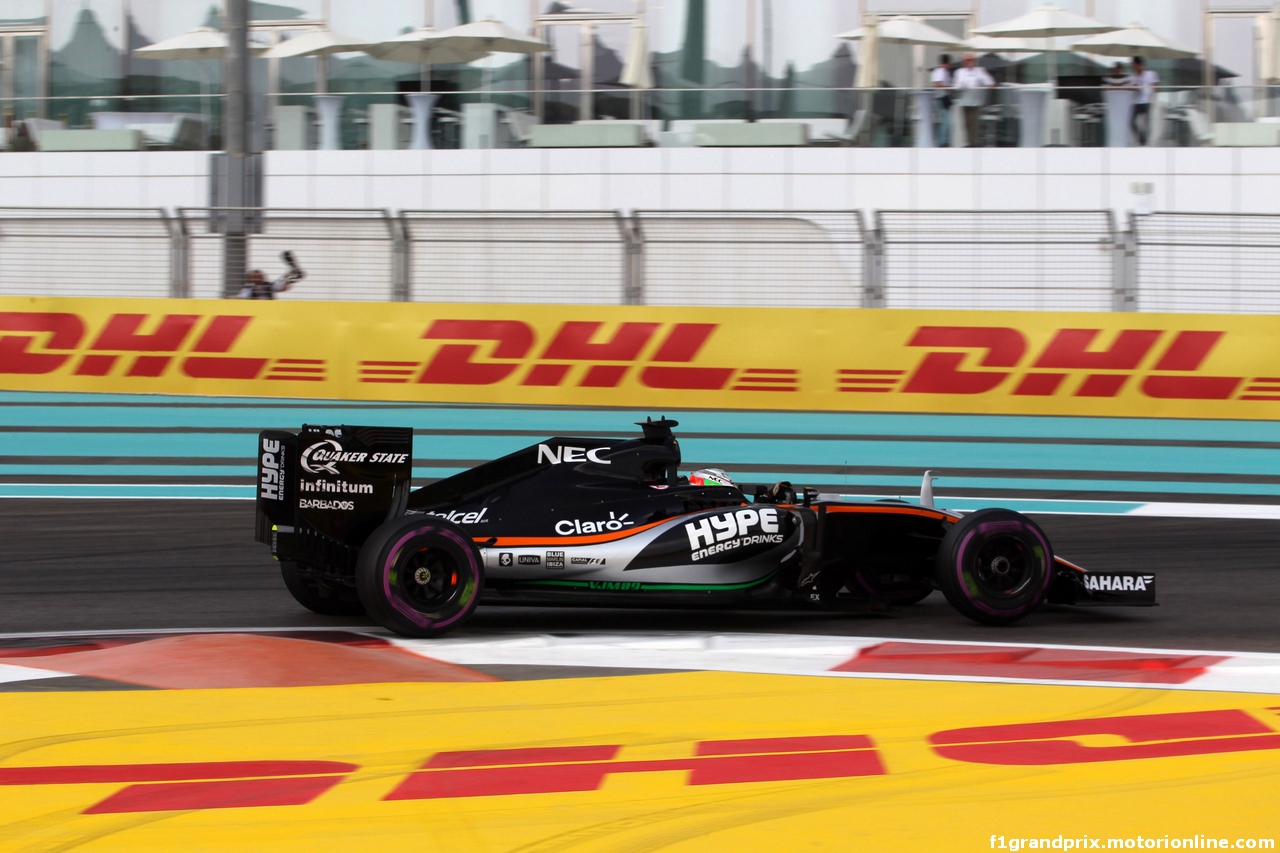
(2, 498), (1277, 653)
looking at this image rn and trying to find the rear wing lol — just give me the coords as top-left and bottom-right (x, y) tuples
(255, 425), (413, 551)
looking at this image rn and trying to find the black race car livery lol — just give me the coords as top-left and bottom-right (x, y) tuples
(255, 418), (1155, 637)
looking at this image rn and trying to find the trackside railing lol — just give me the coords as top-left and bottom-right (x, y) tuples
(633, 210), (866, 308)
(10, 206), (1280, 313)
(1131, 212), (1280, 314)
(400, 211), (629, 304)
(0, 208), (176, 299)
(874, 210), (1121, 312)
(176, 208), (399, 301)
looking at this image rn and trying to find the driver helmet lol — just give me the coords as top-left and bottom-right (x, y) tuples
(689, 467), (735, 488)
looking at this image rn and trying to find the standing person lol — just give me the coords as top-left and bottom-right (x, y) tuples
(1102, 62), (1130, 87)
(238, 251), (305, 299)
(953, 53), (996, 147)
(931, 54), (953, 147)
(1130, 56), (1159, 145)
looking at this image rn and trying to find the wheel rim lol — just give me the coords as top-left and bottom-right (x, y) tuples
(970, 534), (1034, 599)
(394, 547), (462, 612)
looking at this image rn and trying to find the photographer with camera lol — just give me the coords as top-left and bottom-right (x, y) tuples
(238, 251), (305, 299)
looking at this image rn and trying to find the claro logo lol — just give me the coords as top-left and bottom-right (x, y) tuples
(840, 326), (1252, 400)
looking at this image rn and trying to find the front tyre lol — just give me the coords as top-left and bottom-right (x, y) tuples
(356, 515), (483, 638)
(935, 509), (1052, 625)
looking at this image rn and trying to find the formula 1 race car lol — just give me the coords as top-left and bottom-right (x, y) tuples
(254, 418), (1156, 637)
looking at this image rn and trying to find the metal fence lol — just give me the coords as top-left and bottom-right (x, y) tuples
(1132, 213), (1280, 314)
(402, 211), (630, 304)
(0, 208), (177, 298)
(3, 206), (1279, 313)
(637, 211), (865, 308)
(179, 208), (399, 301)
(876, 211), (1122, 312)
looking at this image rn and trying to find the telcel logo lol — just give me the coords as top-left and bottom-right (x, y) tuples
(537, 444), (611, 465)
(426, 507), (489, 525)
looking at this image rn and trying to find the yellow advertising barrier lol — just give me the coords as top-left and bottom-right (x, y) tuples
(4, 295), (1280, 419)
(0, 673), (1276, 851)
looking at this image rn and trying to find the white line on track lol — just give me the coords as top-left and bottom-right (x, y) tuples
(3, 627), (1277, 694)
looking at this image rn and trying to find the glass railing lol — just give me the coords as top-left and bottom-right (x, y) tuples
(5, 86), (1280, 151)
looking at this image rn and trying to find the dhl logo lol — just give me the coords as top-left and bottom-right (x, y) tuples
(365, 319), (798, 392)
(3, 708), (1278, 815)
(842, 326), (1259, 400)
(3, 312), (1277, 404)
(0, 312), (322, 381)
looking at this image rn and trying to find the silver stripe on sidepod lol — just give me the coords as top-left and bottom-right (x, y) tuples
(480, 512), (798, 587)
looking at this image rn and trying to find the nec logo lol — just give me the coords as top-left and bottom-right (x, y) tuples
(363, 320), (756, 391)
(842, 326), (1248, 400)
(537, 444), (611, 465)
(0, 312), (320, 381)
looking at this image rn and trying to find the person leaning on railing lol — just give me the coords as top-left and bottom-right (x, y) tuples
(1130, 57), (1159, 146)
(8, 120), (36, 153)
(237, 251), (305, 299)
(1102, 62), (1130, 88)
(953, 53), (995, 148)
(931, 54), (954, 148)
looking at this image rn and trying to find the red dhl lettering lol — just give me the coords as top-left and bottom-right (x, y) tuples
(414, 319), (737, 390)
(0, 312), (319, 381)
(0, 736), (883, 814)
(386, 735), (884, 799)
(929, 708), (1280, 765)
(4, 709), (1278, 815)
(2, 313), (1269, 403)
(894, 326), (1245, 400)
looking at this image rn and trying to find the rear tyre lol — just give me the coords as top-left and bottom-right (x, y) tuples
(935, 509), (1052, 625)
(356, 515), (484, 638)
(280, 561), (364, 616)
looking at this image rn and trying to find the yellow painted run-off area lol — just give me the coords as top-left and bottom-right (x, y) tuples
(7, 296), (1280, 418)
(1, 672), (1276, 851)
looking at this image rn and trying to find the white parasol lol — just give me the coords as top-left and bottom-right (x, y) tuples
(422, 18), (551, 101)
(965, 35), (1063, 54)
(366, 27), (491, 66)
(262, 30), (373, 60)
(134, 28), (268, 135)
(134, 26), (267, 60)
(838, 16), (968, 49)
(972, 5), (1118, 39)
(852, 13), (880, 90)
(619, 17), (654, 90)
(1071, 24), (1198, 60)
(366, 27), (491, 96)
(973, 4), (1118, 82)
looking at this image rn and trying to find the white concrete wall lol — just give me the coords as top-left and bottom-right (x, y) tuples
(0, 151), (208, 209)
(264, 148), (1277, 215)
(0, 147), (1277, 214)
